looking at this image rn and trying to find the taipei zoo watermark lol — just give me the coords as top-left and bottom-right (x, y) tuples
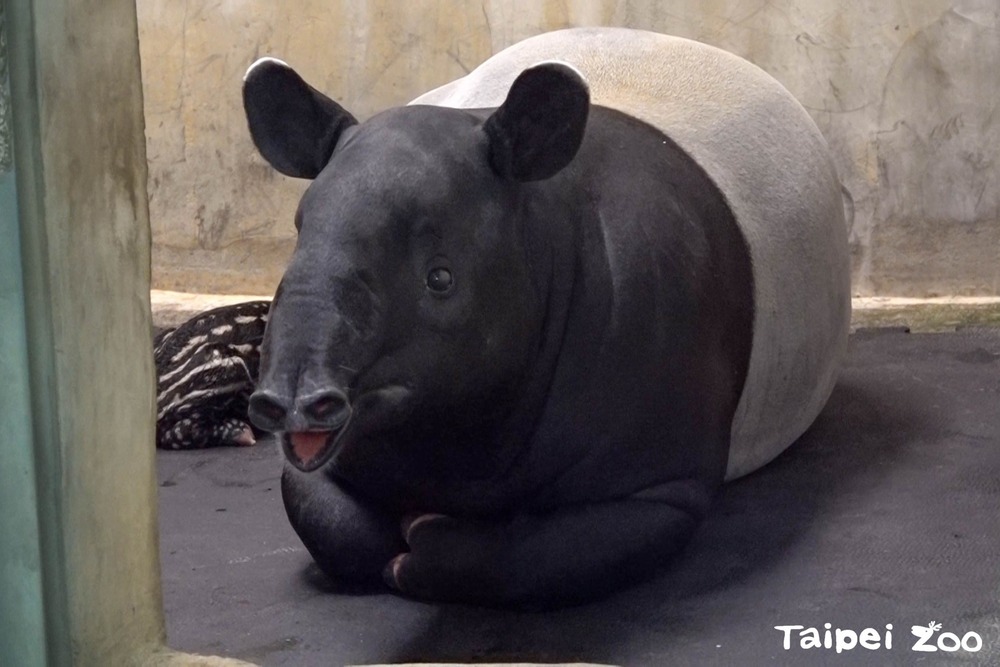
(774, 621), (987, 655)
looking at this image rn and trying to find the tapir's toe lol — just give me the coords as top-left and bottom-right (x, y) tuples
(382, 553), (408, 591)
(401, 512), (447, 542)
(219, 418), (257, 447)
(385, 512), (523, 605)
(385, 513), (450, 592)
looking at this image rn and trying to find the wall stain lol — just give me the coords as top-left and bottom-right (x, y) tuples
(871, 2), (1000, 295)
(196, 203), (232, 250)
(0, 4), (12, 174)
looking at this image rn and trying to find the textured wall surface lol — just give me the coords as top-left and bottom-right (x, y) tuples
(138, 0), (1000, 296)
(9, 0), (164, 663)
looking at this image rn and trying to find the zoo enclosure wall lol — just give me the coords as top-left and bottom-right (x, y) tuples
(140, 0), (1000, 298)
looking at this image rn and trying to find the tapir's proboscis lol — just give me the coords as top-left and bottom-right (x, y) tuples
(242, 28), (850, 608)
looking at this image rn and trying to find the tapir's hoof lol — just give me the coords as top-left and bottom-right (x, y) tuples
(226, 420), (257, 447)
(384, 513), (448, 594)
(382, 553), (407, 591)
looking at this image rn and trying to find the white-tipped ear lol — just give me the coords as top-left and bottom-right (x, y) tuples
(242, 58), (358, 179)
(244, 56), (290, 82)
(529, 60), (588, 86)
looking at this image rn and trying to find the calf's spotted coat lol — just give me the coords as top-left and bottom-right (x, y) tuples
(154, 300), (269, 449)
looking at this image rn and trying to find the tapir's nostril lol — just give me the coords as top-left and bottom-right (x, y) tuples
(300, 389), (351, 428)
(248, 391), (289, 433)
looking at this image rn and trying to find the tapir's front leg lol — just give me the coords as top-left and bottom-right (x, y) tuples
(385, 480), (710, 607)
(282, 463), (404, 585)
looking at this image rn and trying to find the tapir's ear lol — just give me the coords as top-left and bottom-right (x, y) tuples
(242, 57), (358, 179)
(483, 62), (590, 182)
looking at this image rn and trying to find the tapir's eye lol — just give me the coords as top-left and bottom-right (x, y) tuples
(426, 267), (454, 293)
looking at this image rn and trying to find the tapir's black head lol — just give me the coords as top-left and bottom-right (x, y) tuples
(242, 57), (589, 479)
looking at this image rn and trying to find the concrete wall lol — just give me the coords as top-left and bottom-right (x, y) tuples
(139, 0), (1000, 297)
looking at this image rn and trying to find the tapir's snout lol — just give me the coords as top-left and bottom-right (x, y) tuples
(249, 385), (354, 471)
(248, 261), (377, 438)
(248, 386), (352, 434)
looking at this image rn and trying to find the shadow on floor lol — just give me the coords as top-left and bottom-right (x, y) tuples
(384, 367), (945, 665)
(160, 330), (1000, 666)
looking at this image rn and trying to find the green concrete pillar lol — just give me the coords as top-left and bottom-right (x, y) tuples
(4, 0), (163, 664)
(0, 5), (51, 664)
(0, 171), (51, 667)
(3, 1), (257, 663)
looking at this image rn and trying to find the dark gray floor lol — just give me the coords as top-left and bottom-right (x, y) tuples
(158, 329), (1000, 666)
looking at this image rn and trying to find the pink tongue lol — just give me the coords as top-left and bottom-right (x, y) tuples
(289, 431), (331, 465)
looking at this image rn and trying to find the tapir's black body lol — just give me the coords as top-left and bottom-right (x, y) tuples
(243, 57), (753, 607)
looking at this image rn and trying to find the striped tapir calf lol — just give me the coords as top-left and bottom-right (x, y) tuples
(154, 300), (269, 449)
(238, 27), (850, 606)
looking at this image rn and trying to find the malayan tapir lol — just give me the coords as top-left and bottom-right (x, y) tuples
(154, 301), (270, 449)
(242, 27), (850, 608)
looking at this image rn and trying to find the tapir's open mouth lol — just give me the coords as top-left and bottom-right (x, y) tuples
(283, 421), (348, 472)
(279, 384), (412, 472)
